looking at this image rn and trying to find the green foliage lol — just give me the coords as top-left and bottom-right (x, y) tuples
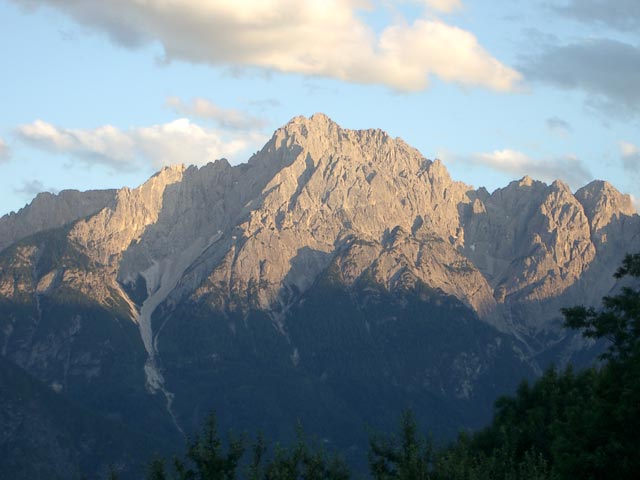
(247, 432), (267, 480)
(425, 252), (640, 480)
(173, 413), (245, 480)
(147, 459), (168, 480)
(473, 366), (596, 464)
(434, 438), (549, 480)
(553, 253), (640, 479)
(148, 414), (350, 480)
(368, 411), (550, 480)
(562, 253), (640, 361)
(368, 410), (433, 480)
(261, 427), (350, 480)
(108, 465), (120, 480)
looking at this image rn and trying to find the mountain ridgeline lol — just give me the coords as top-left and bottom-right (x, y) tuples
(0, 114), (638, 477)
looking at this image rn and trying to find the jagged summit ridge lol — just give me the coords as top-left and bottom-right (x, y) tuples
(181, 114), (490, 319)
(0, 189), (117, 252)
(1, 114), (639, 463)
(1, 115), (639, 365)
(2, 114), (637, 332)
(68, 114), (635, 342)
(575, 180), (636, 232)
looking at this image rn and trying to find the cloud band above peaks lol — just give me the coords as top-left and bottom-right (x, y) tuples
(15, 0), (521, 92)
(16, 119), (266, 171)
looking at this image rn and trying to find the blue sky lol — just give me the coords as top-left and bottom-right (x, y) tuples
(1, 0), (639, 215)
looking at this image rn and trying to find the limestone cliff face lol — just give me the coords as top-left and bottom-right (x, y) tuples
(70, 165), (187, 269)
(575, 180), (636, 233)
(166, 114), (637, 340)
(0, 114), (639, 465)
(460, 178), (600, 340)
(2, 113), (638, 346)
(0, 189), (116, 253)
(188, 114), (493, 319)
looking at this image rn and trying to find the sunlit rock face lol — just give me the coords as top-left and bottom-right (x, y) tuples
(0, 114), (638, 476)
(0, 189), (117, 253)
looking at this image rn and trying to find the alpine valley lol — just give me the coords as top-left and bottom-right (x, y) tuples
(1, 114), (638, 478)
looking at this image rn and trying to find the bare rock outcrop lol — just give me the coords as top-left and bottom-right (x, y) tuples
(1, 114), (639, 473)
(1, 112), (639, 390)
(189, 114), (491, 319)
(0, 189), (116, 252)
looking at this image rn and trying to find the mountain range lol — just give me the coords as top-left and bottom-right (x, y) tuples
(1, 113), (638, 478)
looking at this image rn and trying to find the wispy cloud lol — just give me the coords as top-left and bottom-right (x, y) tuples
(165, 97), (267, 130)
(13, 179), (58, 199)
(449, 148), (592, 188)
(17, 120), (134, 166)
(16, 119), (267, 171)
(521, 39), (640, 118)
(620, 141), (640, 172)
(0, 138), (11, 162)
(546, 116), (572, 137)
(14, 0), (520, 92)
(552, 0), (640, 32)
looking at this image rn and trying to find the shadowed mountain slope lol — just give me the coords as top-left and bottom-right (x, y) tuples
(0, 113), (637, 477)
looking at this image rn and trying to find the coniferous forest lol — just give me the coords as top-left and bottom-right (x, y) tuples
(107, 254), (640, 480)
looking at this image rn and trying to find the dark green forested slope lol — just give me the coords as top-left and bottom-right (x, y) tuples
(134, 254), (640, 480)
(0, 356), (172, 480)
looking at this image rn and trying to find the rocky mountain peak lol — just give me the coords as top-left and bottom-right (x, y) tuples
(69, 163), (187, 267)
(265, 113), (397, 168)
(155, 163), (188, 177)
(575, 180), (636, 232)
(1, 114), (639, 474)
(287, 112), (339, 130)
(549, 179), (571, 192)
(2, 113), (638, 350)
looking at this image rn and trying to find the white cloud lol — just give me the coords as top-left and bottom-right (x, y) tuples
(373, 19), (520, 91)
(15, 0), (520, 92)
(0, 138), (11, 162)
(466, 148), (592, 188)
(416, 0), (463, 13)
(620, 141), (640, 172)
(16, 119), (266, 171)
(18, 120), (135, 165)
(133, 119), (265, 167)
(165, 97), (267, 130)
